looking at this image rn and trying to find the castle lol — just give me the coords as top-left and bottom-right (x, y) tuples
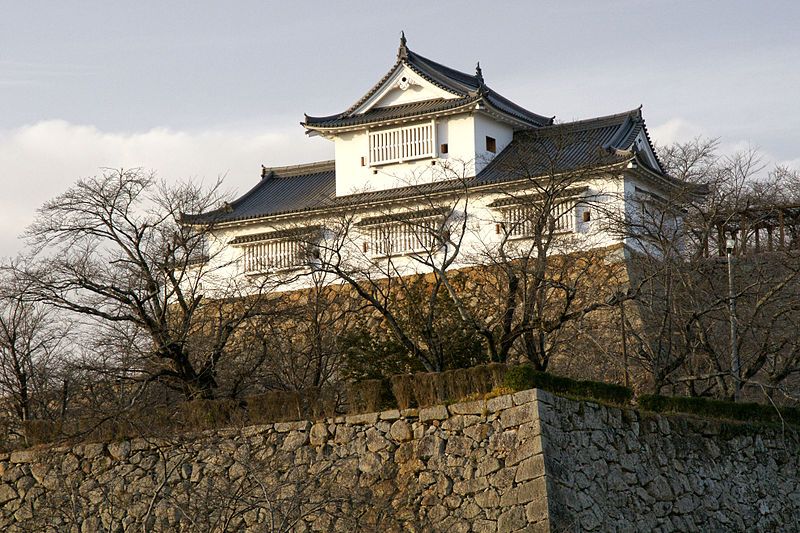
(192, 35), (689, 288)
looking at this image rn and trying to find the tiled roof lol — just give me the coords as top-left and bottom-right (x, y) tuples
(304, 97), (480, 128)
(303, 44), (553, 130)
(229, 226), (322, 245)
(190, 109), (675, 225)
(356, 207), (451, 227)
(185, 161), (336, 224)
(487, 186), (590, 208)
(475, 109), (645, 184)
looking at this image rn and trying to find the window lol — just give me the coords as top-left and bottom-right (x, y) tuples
(357, 210), (447, 257)
(499, 199), (576, 237)
(368, 120), (436, 166)
(241, 239), (311, 272)
(233, 228), (321, 273)
(366, 220), (440, 256)
(486, 136), (496, 153)
(440, 143), (448, 154)
(583, 210), (591, 222)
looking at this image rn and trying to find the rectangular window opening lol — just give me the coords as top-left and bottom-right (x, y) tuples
(368, 220), (439, 257)
(368, 121), (436, 166)
(486, 136), (496, 153)
(440, 143), (448, 154)
(241, 239), (313, 273)
(499, 200), (576, 237)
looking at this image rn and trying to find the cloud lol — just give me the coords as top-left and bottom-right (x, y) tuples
(648, 118), (708, 147)
(0, 120), (333, 258)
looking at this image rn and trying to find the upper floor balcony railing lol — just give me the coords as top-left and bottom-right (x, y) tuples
(368, 121), (436, 166)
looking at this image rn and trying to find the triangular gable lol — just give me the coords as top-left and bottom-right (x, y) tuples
(353, 63), (462, 115)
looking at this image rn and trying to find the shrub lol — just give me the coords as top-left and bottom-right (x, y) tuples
(639, 394), (800, 426)
(23, 419), (61, 446)
(347, 379), (394, 414)
(503, 365), (632, 405)
(411, 373), (441, 408)
(294, 387), (338, 420)
(178, 399), (244, 430)
(466, 365), (492, 396)
(486, 363), (508, 388)
(442, 369), (473, 404)
(247, 391), (302, 424)
(390, 374), (417, 410)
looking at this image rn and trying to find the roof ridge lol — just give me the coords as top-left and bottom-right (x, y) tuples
(534, 107), (643, 132)
(304, 96), (480, 129)
(305, 41), (552, 130)
(370, 97), (450, 110)
(262, 160), (335, 178)
(405, 49), (479, 94)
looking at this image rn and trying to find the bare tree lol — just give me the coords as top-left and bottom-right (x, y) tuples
(226, 268), (361, 393)
(0, 264), (70, 428)
(623, 138), (800, 400)
(315, 169), (484, 373)
(419, 128), (633, 372)
(15, 168), (285, 401)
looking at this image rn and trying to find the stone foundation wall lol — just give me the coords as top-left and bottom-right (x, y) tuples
(538, 392), (800, 531)
(0, 390), (550, 532)
(0, 389), (798, 532)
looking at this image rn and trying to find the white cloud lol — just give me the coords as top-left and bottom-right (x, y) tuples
(0, 120), (333, 258)
(648, 118), (707, 147)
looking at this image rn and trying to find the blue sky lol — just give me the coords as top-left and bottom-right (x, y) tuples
(1, 0), (799, 256)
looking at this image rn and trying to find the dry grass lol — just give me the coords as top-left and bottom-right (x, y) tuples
(347, 380), (386, 414)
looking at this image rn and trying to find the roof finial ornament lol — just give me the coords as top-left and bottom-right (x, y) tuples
(261, 165), (268, 179)
(475, 61), (484, 84)
(398, 31), (408, 60)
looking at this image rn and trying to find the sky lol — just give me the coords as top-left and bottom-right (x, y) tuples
(1, 0), (799, 257)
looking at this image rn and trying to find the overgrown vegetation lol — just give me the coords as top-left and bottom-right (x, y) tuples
(638, 394), (800, 426)
(503, 365), (633, 405)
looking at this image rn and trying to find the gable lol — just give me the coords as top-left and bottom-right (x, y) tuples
(353, 64), (462, 115)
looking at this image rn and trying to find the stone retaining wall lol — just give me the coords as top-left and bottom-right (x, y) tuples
(0, 389), (798, 532)
(538, 392), (800, 531)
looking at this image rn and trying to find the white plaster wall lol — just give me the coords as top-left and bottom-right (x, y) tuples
(334, 131), (369, 196)
(332, 112), (517, 196)
(334, 113), (479, 196)
(204, 174), (630, 295)
(443, 114), (478, 179)
(473, 113), (514, 175)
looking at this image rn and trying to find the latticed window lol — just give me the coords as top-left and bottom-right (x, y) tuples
(241, 239), (311, 272)
(368, 121), (436, 166)
(366, 218), (441, 256)
(232, 227), (321, 273)
(500, 199), (577, 237)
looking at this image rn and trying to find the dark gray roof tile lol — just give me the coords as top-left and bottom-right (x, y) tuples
(305, 97), (479, 128)
(191, 109), (672, 224)
(304, 45), (552, 130)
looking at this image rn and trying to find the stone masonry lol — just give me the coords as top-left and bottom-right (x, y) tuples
(0, 389), (798, 532)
